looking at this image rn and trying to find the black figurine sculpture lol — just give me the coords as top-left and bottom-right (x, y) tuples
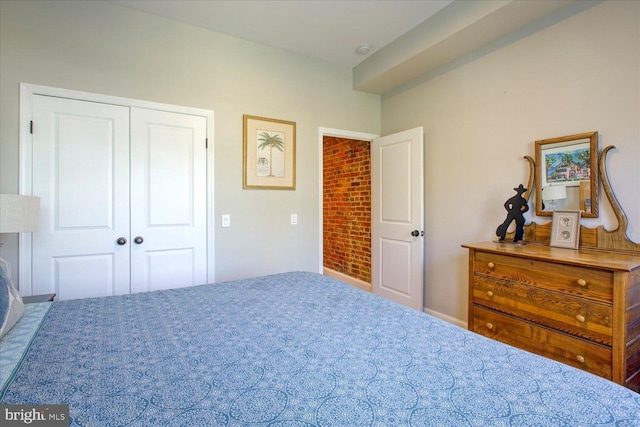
(496, 184), (529, 243)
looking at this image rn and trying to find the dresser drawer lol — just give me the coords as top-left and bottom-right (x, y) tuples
(475, 252), (613, 303)
(465, 241), (640, 390)
(472, 306), (612, 379)
(473, 275), (613, 346)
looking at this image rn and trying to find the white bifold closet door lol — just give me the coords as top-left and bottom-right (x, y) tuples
(31, 95), (207, 300)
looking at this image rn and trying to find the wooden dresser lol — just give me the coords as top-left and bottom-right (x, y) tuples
(463, 241), (640, 390)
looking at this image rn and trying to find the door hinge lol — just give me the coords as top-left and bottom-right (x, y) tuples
(30, 121), (33, 134)
(205, 138), (208, 149)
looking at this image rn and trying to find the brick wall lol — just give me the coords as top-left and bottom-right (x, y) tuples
(323, 136), (371, 283)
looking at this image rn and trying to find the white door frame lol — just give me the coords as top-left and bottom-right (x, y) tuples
(18, 83), (215, 296)
(317, 127), (378, 276)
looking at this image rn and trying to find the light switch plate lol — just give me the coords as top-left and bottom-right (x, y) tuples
(222, 214), (230, 227)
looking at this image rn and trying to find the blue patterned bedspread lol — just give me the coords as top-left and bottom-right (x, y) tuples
(1, 271), (639, 426)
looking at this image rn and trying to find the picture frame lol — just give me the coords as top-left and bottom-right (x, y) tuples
(534, 131), (599, 218)
(243, 115), (296, 190)
(550, 210), (582, 249)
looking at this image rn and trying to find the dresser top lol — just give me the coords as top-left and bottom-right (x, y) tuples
(462, 241), (640, 271)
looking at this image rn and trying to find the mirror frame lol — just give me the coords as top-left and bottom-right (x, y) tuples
(535, 131), (599, 218)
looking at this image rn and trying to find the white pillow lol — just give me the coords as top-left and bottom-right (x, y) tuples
(0, 259), (25, 338)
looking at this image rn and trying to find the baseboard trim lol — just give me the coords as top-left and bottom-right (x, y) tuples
(423, 307), (468, 329)
(322, 268), (466, 328)
(323, 268), (372, 293)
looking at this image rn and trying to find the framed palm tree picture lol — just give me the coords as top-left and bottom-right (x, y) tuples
(243, 115), (296, 189)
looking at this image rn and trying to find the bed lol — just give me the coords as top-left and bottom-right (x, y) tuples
(1, 271), (639, 426)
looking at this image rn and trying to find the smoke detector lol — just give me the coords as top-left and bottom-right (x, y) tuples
(356, 43), (372, 55)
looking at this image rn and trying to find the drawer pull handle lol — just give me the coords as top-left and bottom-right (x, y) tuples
(576, 355), (585, 364)
(487, 262), (495, 269)
(576, 314), (586, 323)
(486, 323), (494, 330)
(576, 279), (587, 287)
(487, 291), (494, 298)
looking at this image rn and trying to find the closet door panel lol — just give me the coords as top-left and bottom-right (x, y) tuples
(145, 248), (196, 291)
(147, 124), (193, 225)
(54, 254), (117, 300)
(129, 108), (208, 293)
(31, 95), (131, 299)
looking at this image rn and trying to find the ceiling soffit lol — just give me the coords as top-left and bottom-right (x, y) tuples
(355, 0), (589, 95)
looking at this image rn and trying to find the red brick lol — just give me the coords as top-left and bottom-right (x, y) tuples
(323, 137), (371, 283)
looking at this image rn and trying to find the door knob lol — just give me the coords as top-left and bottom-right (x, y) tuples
(134, 236), (144, 244)
(411, 230), (420, 237)
(116, 237), (127, 245)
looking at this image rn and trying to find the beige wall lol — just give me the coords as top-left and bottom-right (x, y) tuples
(382, 0), (640, 322)
(0, 0), (380, 284)
(2, 1), (638, 327)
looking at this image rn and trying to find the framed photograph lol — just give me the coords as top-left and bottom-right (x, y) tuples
(550, 210), (582, 249)
(243, 115), (296, 190)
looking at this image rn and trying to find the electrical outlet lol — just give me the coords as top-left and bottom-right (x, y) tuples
(290, 214), (298, 225)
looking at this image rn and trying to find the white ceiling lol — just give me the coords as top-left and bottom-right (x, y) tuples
(110, 0), (580, 94)
(111, 0), (454, 67)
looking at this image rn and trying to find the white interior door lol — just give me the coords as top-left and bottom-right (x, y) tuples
(371, 127), (424, 310)
(129, 108), (208, 293)
(31, 95), (131, 300)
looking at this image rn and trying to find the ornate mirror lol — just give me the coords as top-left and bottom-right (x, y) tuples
(535, 131), (599, 218)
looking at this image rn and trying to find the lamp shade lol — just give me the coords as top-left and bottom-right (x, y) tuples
(541, 185), (567, 201)
(0, 194), (40, 233)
